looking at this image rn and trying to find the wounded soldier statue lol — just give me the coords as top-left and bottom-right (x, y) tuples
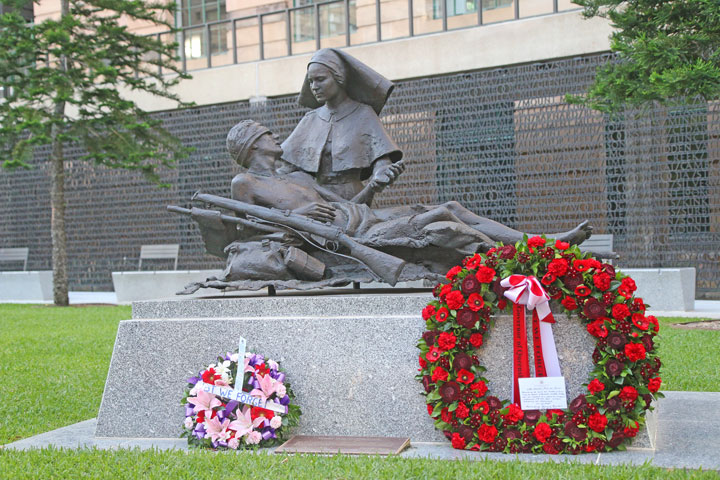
(169, 119), (592, 293)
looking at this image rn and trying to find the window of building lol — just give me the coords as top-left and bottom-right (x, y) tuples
(432, 0), (513, 18)
(292, 0), (356, 43)
(177, 0), (228, 59)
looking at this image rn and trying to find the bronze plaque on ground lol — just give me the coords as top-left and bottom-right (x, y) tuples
(274, 435), (410, 455)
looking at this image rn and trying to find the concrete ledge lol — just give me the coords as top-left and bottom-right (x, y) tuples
(111, 270), (223, 303)
(96, 295), (634, 443)
(0, 271), (53, 302)
(622, 268), (696, 312)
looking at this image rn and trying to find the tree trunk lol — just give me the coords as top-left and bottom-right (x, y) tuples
(50, 115), (68, 306)
(51, 0), (70, 306)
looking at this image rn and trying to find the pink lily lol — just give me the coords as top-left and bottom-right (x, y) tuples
(186, 389), (222, 416)
(228, 405), (264, 438)
(205, 416), (232, 443)
(250, 373), (280, 401)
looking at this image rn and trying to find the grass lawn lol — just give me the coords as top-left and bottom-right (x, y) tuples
(0, 304), (718, 478)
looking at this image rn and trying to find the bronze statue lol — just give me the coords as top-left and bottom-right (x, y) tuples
(280, 48), (404, 205)
(171, 120), (592, 292)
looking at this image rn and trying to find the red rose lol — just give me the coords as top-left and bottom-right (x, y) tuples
(425, 346), (442, 362)
(455, 402), (470, 419)
(445, 291), (465, 310)
(587, 319), (608, 338)
(588, 413), (608, 433)
(621, 277), (637, 292)
(446, 265), (462, 280)
(541, 272), (556, 285)
(631, 313), (650, 331)
(624, 421), (639, 437)
(477, 424), (498, 443)
(469, 333), (484, 347)
(431, 366), (449, 382)
(418, 356), (427, 369)
(436, 307), (450, 322)
(612, 303), (631, 320)
(548, 258), (569, 276)
(587, 378), (605, 394)
(471, 380), (488, 397)
(475, 266), (496, 283)
(456, 369), (475, 384)
(648, 377), (662, 393)
(451, 432), (466, 450)
(533, 422), (552, 443)
(467, 293), (485, 311)
(647, 315), (659, 332)
(502, 403), (524, 424)
(528, 236), (546, 248)
(625, 342), (647, 362)
(427, 404), (434, 416)
(619, 386), (639, 402)
(456, 308), (479, 329)
(574, 285), (591, 297)
(555, 239), (570, 250)
(465, 254), (482, 269)
(422, 304), (436, 320)
(437, 332), (457, 351)
(441, 407), (452, 423)
(561, 296), (578, 310)
(593, 272), (611, 291)
(439, 283), (452, 300)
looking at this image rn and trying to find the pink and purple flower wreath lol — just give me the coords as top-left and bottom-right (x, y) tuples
(182, 351), (301, 449)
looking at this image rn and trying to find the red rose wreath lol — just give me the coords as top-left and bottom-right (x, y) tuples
(416, 236), (663, 454)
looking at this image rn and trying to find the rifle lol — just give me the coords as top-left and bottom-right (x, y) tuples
(167, 205), (284, 235)
(192, 192), (406, 285)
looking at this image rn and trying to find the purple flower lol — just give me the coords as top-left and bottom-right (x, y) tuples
(569, 394), (587, 413)
(187, 376), (201, 385)
(564, 421), (587, 442)
(523, 410), (541, 425)
(606, 358), (624, 377)
(193, 423), (206, 439)
(185, 404), (194, 417)
(279, 395), (290, 406)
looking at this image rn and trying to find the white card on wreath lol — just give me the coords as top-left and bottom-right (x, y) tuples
(518, 376), (568, 410)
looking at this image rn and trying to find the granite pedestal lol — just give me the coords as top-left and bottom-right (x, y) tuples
(96, 293), (655, 448)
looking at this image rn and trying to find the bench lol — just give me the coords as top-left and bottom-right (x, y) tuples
(0, 247), (29, 271)
(0, 248), (53, 302)
(579, 234), (614, 263)
(138, 244), (179, 271)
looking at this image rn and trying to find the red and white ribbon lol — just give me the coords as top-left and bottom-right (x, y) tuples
(501, 275), (562, 404)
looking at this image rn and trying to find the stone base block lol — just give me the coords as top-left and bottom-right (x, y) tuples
(95, 294), (663, 448)
(622, 268), (695, 311)
(0, 271), (53, 302)
(111, 270), (223, 303)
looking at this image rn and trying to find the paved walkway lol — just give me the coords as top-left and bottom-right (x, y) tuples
(3, 392), (719, 470)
